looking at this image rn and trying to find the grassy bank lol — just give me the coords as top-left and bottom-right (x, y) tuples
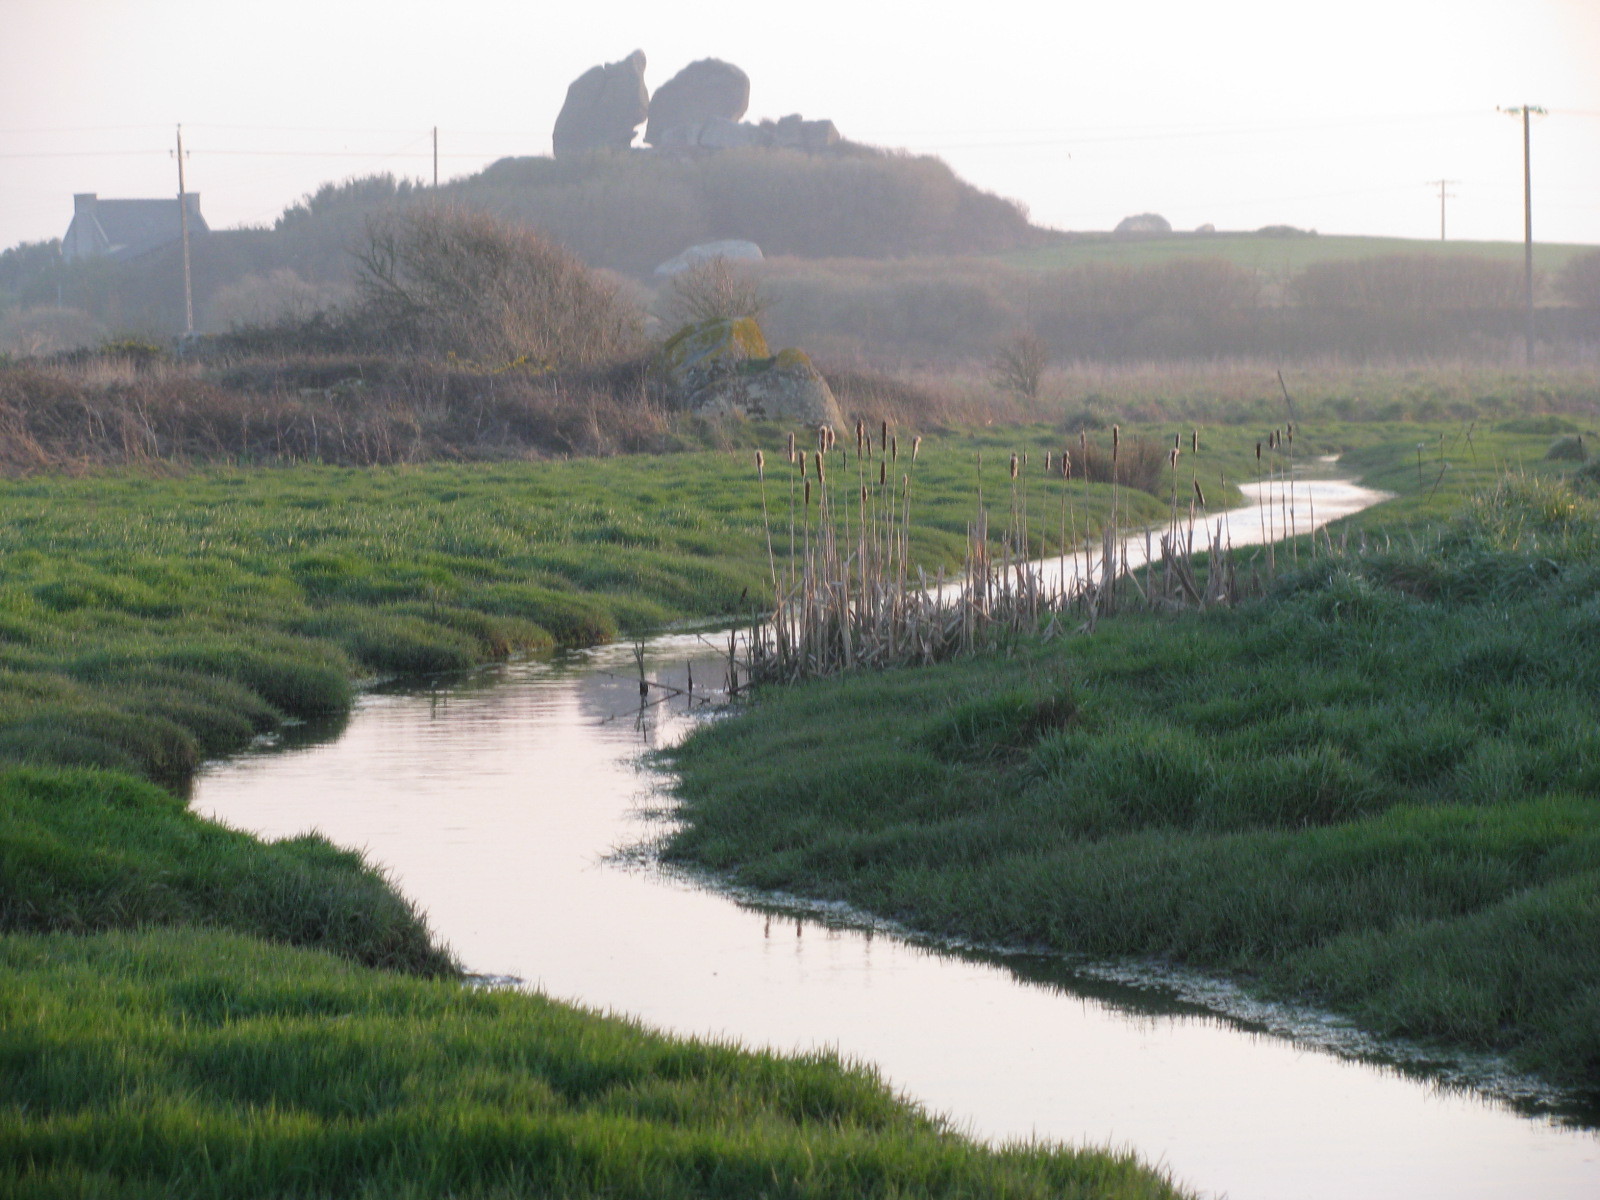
(0, 928), (1188, 1199)
(664, 424), (1600, 1099)
(0, 429), (1217, 1197)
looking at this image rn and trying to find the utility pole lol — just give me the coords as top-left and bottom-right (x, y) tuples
(1426, 179), (1458, 241)
(175, 124), (195, 337)
(432, 126), (439, 187)
(1499, 105), (1546, 368)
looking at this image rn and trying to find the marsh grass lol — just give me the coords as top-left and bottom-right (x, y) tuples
(667, 434), (1600, 1095)
(0, 929), (1189, 1200)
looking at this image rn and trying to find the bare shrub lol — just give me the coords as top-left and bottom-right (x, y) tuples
(0, 306), (102, 356)
(209, 269), (352, 330)
(666, 258), (768, 324)
(353, 207), (643, 366)
(1557, 250), (1600, 309)
(1293, 255), (1523, 310)
(990, 332), (1049, 399)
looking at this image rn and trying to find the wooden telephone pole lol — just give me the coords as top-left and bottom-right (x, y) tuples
(1426, 179), (1458, 241)
(175, 124), (195, 336)
(1499, 105), (1546, 367)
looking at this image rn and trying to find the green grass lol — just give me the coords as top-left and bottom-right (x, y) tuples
(999, 232), (1594, 277)
(0, 430), (1223, 1198)
(0, 929), (1188, 1200)
(0, 766), (454, 975)
(664, 431), (1600, 1097)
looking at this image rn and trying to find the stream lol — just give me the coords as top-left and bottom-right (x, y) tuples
(194, 477), (1600, 1200)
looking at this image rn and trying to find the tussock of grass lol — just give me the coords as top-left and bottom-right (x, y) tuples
(0, 929), (1189, 1200)
(0, 767), (455, 975)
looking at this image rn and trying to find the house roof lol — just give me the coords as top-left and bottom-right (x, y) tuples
(64, 194), (208, 262)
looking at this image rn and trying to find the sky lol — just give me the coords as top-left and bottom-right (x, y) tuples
(2, 0), (1598, 254)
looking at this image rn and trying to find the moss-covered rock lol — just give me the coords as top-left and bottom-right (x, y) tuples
(662, 318), (842, 428)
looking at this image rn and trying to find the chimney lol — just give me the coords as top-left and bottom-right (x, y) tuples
(73, 193), (97, 214)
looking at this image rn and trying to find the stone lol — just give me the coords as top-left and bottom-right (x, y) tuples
(653, 239), (765, 278)
(644, 59), (750, 147)
(760, 114), (841, 151)
(552, 51), (649, 158)
(661, 316), (843, 428)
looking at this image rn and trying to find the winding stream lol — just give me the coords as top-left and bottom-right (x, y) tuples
(194, 477), (1600, 1200)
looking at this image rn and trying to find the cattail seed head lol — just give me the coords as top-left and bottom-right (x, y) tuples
(1112, 425), (1120, 462)
(880, 421), (888, 452)
(799, 452), (807, 479)
(756, 449), (765, 480)
(786, 431), (796, 464)
(1169, 447), (1180, 468)
(1062, 449), (1072, 479)
(855, 419), (865, 455)
(1191, 429), (1199, 454)
(891, 435), (899, 462)
(1193, 478), (1207, 507)
(815, 451), (826, 483)
(1044, 451), (1053, 473)
(911, 435), (922, 462)
(879, 460), (886, 486)
(819, 426), (829, 452)
(1009, 453), (1019, 480)
(1255, 441), (1262, 460)
(804, 478), (812, 506)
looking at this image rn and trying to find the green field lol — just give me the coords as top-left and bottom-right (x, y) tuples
(0, 426), (1215, 1199)
(1000, 231), (1595, 276)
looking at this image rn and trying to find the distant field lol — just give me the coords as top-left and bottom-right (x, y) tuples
(1000, 232), (1594, 277)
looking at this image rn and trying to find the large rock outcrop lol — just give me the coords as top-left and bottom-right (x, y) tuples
(662, 317), (843, 428)
(644, 59), (750, 147)
(552, 51), (649, 157)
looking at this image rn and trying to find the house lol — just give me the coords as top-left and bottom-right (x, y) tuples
(61, 193), (208, 264)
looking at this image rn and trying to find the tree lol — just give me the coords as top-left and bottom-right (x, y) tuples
(989, 331), (1048, 400)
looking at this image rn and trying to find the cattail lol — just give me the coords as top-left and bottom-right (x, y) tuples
(786, 431), (796, 464)
(819, 426), (828, 453)
(756, 449), (765, 480)
(1191, 429), (1199, 454)
(1044, 451), (1053, 473)
(855, 419), (865, 456)
(1112, 425), (1120, 463)
(1078, 429), (1087, 459)
(804, 478), (812, 507)
(1174, 432), (1181, 450)
(1009, 453), (1019, 480)
(815, 451), (826, 483)
(1062, 448), (1072, 478)
(891, 435), (899, 462)
(1255, 441), (1262, 461)
(911, 435), (922, 462)
(799, 451), (807, 479)
(880, 420), (888, 454)
(879, 460), (886, 486)
(860, 485), (868, 507)
(1169, 447), (1180, 468)
(827, 426), (837, 452)
(1193, 478), (1206, 507)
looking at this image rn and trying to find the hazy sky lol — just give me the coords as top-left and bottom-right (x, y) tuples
(3, 0), (1598, 254)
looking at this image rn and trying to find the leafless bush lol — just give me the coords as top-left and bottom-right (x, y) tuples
(353, 207), (643, 366)
(990, 332), (1049, 399)
(0, 306), (102, 356)
(1557, 250), (1600, 309)
(208, 269), (352, 330)
(666, 258), (768, 324)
